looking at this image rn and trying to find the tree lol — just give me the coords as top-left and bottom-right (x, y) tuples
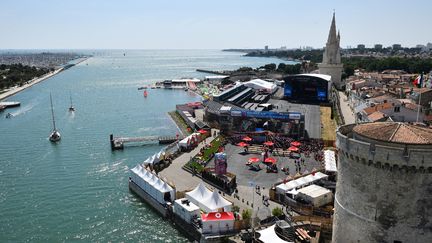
(272, 206), (284, 217)
(241, 209), (252, 220)
(232, 205), (240, 213)
(262, 63), (276, 71)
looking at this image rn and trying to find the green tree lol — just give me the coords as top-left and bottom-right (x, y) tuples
(241, 209), (252, 220)
(272, 206), (284, 217)
(262, 63), (276, 71)
(232, 205), (240, 213)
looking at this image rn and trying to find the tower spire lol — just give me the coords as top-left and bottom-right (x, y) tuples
(319, 12), (344, 89)
(327, 11), (337, 45)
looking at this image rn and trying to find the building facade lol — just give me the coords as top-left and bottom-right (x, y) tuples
(333, 123), (432, 243)
(319, 13), (344, 89)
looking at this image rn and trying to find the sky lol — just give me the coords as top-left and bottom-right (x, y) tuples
(1, 0), (431, 49)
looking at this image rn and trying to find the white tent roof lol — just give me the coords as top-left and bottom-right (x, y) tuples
(297, 184), (331, 198)
(159, 182), (173, 193)
(324, 150), (337, 172)
(143, 156), (153, 165)
(276, 172), (328, 194)
(186, 182), (212, 202)
(178, 133), (201, 148)
(244, 79), (277, 92)
(201, 191), (232, 212)
(257, 225), (293, 243)
(147, 173), (159, 186)
(137, 166), (151, 180)
(131, 164), (140, 174)
(154, 177), (164, 190)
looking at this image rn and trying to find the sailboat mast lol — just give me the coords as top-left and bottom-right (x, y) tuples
(50, 93), (57, 131)
(69, 92), (73, 107)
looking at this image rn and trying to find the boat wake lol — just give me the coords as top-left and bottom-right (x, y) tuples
(10, 103), (35, 117)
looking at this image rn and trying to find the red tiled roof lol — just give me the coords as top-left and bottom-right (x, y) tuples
(363, 103), (394, 115)
(367, 111), (387, 122)
(353, 122), (432, 144)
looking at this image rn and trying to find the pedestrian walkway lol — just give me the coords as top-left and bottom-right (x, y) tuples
(338, 91), (356, 124)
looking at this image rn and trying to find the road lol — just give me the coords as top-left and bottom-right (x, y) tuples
(338, 91), (356, 124)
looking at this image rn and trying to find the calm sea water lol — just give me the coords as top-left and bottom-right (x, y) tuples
(0, 50), (287, 242)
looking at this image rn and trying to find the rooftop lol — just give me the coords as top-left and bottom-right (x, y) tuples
(353, 122), (432, 145)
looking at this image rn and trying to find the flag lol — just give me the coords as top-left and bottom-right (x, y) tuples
(413, 74), (423, 88)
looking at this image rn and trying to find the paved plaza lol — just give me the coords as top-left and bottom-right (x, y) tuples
(160, 130), (324, 220)
(221, 144), (323, 188)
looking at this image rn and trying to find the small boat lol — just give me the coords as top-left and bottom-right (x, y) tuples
(49, 93), (61, 142)
(143, 90), (148, 98)
(68, 94), (75, 112)
(5, 112), (13, 118)
(138, 86), (148, 90)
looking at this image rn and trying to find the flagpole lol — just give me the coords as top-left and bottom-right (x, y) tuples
(416, 73), (423, 123)
(416, 90), (422, 123)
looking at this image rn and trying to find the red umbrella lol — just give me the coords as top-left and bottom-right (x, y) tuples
(263, 141), (274, 146)
(198, 129), (207, 134)
(264, 157), (277, 164)
(242, 136), (252, 142)
(237, 142), (249, 147)
(288, 146), (299, 152)
(248, 157), (260, 163)
(291, 141), (301, 147)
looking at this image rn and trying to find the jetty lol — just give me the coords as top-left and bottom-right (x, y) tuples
(196, 69), (229, 75)
(110, 134), (183, 150)
(0, 101), (21, 112)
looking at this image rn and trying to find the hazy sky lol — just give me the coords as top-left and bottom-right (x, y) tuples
(1, 0), (431, 49)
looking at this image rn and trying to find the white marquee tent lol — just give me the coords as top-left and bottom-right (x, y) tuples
(200, 190), (232, 213)
(276, 172), (328, 194)
(257, 224), (293, 243)
(244, 79), (277, 93)
(324, 150), (337, 172)
(186, 182), (212, 209)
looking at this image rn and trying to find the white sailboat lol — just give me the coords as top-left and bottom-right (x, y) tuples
(49, 93), (61, 142)
(68, 93), (75, 112)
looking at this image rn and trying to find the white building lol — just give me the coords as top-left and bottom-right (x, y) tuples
(297, 184), (333, 207)
(173, 198), (201, 223)
(201, 212), (235, 234)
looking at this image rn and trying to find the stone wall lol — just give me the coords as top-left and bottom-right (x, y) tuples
(332, 125), (432, 243)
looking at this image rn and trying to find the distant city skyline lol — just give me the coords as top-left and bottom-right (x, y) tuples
(1, 0), (431, 50)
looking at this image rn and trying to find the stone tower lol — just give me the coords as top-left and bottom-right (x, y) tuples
(333, 122), (432, 243)
(319, 13), (344, 89)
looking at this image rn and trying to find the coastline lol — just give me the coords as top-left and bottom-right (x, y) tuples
(0, 57), (90, 101)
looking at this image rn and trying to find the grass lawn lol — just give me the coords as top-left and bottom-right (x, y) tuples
(320, 106), (337, 141)
(201, 136), (222, 161)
